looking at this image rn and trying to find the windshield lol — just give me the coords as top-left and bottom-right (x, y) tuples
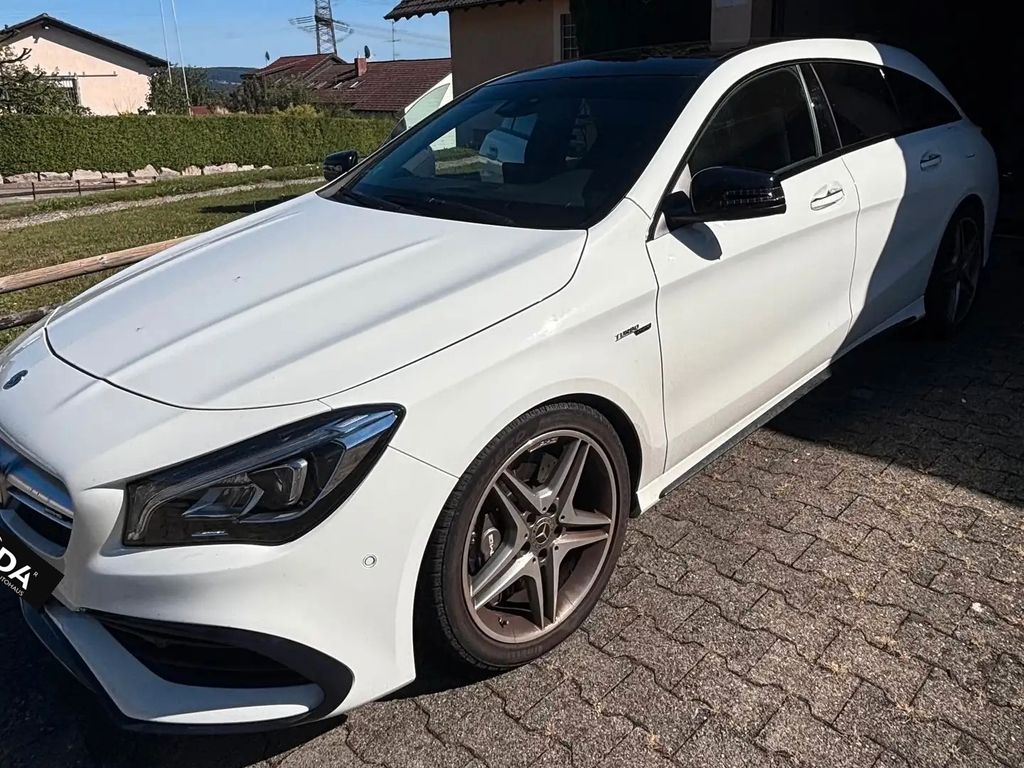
(322, 74), (699, 230)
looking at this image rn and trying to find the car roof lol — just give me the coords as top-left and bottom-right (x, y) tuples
(495, 37), (911, 85)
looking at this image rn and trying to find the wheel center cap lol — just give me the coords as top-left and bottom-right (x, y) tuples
(532, 517), (555, 547)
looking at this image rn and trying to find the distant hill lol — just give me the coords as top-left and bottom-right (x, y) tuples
(203, 67), (255, 92)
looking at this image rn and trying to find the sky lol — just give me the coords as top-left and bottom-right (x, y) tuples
(3, 0), (451, 67)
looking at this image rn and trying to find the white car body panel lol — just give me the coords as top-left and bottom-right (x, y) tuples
(648, 156), (859, 470)
(0, 38), (999, 730)
(46, 195), (586, 409)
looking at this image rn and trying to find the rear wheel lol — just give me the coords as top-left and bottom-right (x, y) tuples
(417, 403), (630, 670)
(924, 210), (984, 337)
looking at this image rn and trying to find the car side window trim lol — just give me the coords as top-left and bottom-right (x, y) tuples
(795, 65), (823, 159)
(649, 61), (821, 240)
(809, 61), (964, 156)
(648, 56), (965, 241)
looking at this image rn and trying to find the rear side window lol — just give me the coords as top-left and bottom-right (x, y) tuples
(814, 62), (901, 147)
(884, 68), (961, 132)
(690, 66), (817, 175)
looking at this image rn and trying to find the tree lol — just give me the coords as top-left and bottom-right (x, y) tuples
(147, 67), (216, 114)
(0, 45), (90, 115)
(229, 76), (316, 114)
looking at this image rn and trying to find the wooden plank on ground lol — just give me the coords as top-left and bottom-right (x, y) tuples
(0, 235), (190, 296)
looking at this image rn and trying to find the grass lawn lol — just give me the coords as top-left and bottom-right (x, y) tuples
(0, 180), (319, 345)
(0, 165), (320, 221)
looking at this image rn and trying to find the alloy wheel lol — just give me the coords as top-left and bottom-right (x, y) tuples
(460, 429), (617, 644)
(940, 216), (983, 328)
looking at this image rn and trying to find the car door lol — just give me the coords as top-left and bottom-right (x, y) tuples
(813, 61), (965, 347)
(646, 65), (859, 473)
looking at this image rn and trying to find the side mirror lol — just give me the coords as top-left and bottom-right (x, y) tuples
(323, 150), (359, 181)
(663, 166), (786, 229)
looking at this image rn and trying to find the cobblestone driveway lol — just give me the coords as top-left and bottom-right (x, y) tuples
(2, 243), (1022, 768)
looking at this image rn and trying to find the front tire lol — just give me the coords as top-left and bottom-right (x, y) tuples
(924, 209), (985, 337)
(416, 402), (630, 671)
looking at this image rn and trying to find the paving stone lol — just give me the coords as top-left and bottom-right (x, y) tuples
(617, 532), (690, 589)
(675, 603), (774, 675)
(541, 632), (633, 704)
(914, 669), (1024, 766)
(819, 630), (930, 708)
(870, 570), (968, 635)
(834, 682), (960, 768)
(675, 718), (793, 768)
(738, 550), (835, 611)
(434, 695), (550, 768)
(854, 529), (948, 587)
(930, 568), (1024, 626)
(605, 573), (703, 633)
(594, 728), (676, 768)
(676, 653), (784, 738)
(758, 698), (881, 768)
(891, 617), (993, 693)
(987, 654), (1024, 708)
(487, 659), (564, 719)
(630, 510), (691, 549)
(346, 700), (475, 768)
(276, 728), (378, 767)
(519, 682), (632, 768)
(601, 668), (707, 753)
(416, 684), (493, 741)
(677, 558), (767, 621)
(582, 600), (639, 648)
(786, 507), (870, 554)
(604, 617), (705, 689)
(872, 751), (910, 768)
(672, 523), (758, 576)
(729, 519), (816, 565)
(750, 639), (859, 722)
(741, 590), (843, 662)
(945, 734), (1005, 768)
(794, 540), (885, 597)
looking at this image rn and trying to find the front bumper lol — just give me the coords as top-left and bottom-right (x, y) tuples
(20, 599), (352, 734)
(0, 333), (458, 731)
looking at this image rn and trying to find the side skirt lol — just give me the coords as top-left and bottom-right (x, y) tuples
(653, 368), (832, 505)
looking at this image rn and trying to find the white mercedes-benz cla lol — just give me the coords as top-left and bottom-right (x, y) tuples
(0, 39), (998, 732)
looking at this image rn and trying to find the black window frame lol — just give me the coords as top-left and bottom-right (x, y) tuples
(651, 61), (829, 239)
(810, 60), (904, 151)
(686, 64), (821, 178)
(651, 57), (966, 240)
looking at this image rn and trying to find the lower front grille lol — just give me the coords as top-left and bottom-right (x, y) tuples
(96, 614), (312, 689)
(0, 438), (73, 551)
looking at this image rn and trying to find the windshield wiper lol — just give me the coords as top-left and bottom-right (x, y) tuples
(381, 193), (517, 227)
(332, 187), (415, 215)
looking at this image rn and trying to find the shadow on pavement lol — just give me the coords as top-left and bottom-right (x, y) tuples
(771, 239), (1024, 506)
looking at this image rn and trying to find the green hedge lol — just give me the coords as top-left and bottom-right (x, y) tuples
(0, 114), (394, 175)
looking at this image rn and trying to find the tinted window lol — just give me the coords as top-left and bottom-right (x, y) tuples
(814, 62), (901, 146)
(323, 75), (699, 230)
(690, 67), (817, 175)
(884, 68), (961, 132)
(799, 63), (841, 155)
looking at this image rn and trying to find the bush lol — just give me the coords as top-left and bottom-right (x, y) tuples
(0, 114), (394, 175)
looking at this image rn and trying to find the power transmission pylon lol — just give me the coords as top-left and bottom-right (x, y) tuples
(289, 0), (352, 55)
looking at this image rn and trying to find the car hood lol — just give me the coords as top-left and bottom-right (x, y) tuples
(46, 193), (586, 410)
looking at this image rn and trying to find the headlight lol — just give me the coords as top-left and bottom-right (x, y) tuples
(123, 406), (403, 547)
